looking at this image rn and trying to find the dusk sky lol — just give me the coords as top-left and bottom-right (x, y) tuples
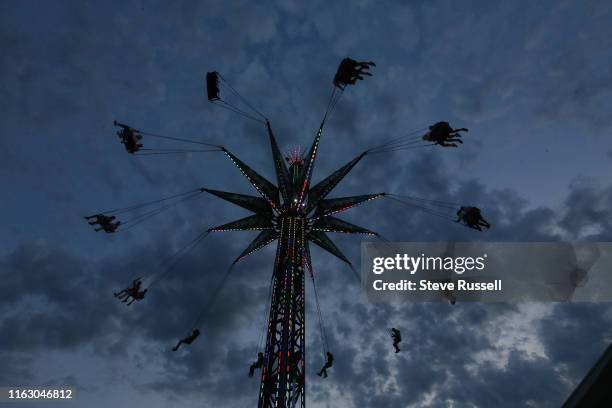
(1, 1), (612, 407)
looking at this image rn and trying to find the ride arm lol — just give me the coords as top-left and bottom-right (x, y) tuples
(313, 193), (385, 218)
(297, 121), (324, 206)
(233, 229), (279, 264)
(307, 230), (352, 266)
(221, 147), (280, 210)
(306, 151), (367, 212)
(311, 216), (378, 236)
(267, 121), (292, 204)
(203, 188), (272, 216)
(208, 214), (273, 232)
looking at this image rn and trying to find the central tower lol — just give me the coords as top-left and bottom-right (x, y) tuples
(206, 120), (380, 408)
(259, 156), (307, 407)
(205, 92), (382, 407)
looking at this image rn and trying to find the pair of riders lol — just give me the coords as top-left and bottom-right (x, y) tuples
(422, 121), (468, 147)
(248, 327), (400, 379)
(248, 350), (307, 378)
(333, 58), (376, 90)
(114, 121), (143, 154)
(247, 350), (333, 379)
(114, 278), (148, 306)
(456, 206), (491, 231)
(85, 214), (120, 233)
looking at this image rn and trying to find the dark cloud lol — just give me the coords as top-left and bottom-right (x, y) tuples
(559, 178), (612, 240)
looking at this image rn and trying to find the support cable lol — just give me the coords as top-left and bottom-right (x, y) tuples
(214, 98), (266, 124)
(190, 264), (236, 329)
(368, 127), (427, 152)
(95, 188), (203, 216)
(386, 193), (461, 209)
(323, 87), (338, 123)
(385, 195), (457, 222)
(368, 143), (436, 154)
(147, 230), (211, 288)
(308, 265), (329, 357)
(135, 148), (221, 156)
(327, 90), (344, 120)
(367, 127), (427, 152)
(255, 271), (275, 355)
(117, 192), (204, 232)
(137, 130), (220, 148)
(368, 139), (423, 152)
(217, 74), (268, 122)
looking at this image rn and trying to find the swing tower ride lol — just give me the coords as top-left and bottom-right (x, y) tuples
(99, 59), (482, 408)
(211, 118), (381, 407)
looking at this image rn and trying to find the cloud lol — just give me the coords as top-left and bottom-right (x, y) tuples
(554, 178), (612, 239)
(2, 204), (612, 407)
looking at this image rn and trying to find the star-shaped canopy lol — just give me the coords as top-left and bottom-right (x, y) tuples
(205, 120), (383, 267)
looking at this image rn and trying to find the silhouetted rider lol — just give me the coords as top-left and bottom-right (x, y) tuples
(126, 288), (148, 306)
(456, 206), (490, 231)
(85, 214), (114, 226)
(390, 327), (401, 353)
(86, 214), (120, 233)
(172, 329), (200, 351)
(114, 278), (142, 303)
(114, 120), (143, 153)
(423, 121), (468, 147)
(333, 58), (376, 90)
(248, 352), (265, 377)
(316, 352), (334, 378)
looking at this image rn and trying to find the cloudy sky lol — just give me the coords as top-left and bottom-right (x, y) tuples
(1, 0), (612, 407)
